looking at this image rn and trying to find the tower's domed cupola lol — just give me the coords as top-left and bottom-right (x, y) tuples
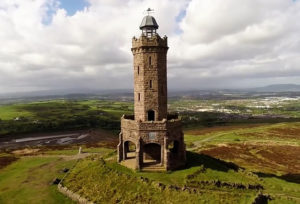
(139, 15), (159, 30)
(139, 8), (159, 37)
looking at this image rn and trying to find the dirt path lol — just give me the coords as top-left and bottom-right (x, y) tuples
(22, 152), (95, 161)
(188, 133), (227, 151)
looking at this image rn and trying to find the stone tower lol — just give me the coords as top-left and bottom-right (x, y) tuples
(117, 11), (186, 171)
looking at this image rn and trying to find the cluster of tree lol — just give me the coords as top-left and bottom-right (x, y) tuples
(0, 113), (120, 136)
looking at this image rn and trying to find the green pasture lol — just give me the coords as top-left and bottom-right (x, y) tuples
(0, 122), (299, 203)
(43, 147), (115, 156)
(169, 98), (300, 117)
(0, 100), (128, 136)
(0, 156), (75, 204)
(1, 98), (299, 136)
(0, 105), (33, 120)
(185, 122), (300, 149)
(0, 146), (114, 204)
(63, 156), (256, 204)
(63, 152), (300, 204)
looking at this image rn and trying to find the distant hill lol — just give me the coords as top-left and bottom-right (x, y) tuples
(0, 88), (133, 99)
(250, 84), (300, 92)
(1, 84), (300, 102)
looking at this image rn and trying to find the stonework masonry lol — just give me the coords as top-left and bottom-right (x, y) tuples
(132, 35), (168, 122)
(117, 14), (186, 171)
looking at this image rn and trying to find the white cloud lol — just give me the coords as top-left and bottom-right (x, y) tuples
(0, 0), (299, 93)
(168, 0), (300, 89)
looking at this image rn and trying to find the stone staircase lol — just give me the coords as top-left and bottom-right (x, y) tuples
(141, 164), (166, 172)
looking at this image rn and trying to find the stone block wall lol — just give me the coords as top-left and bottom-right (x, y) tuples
(58, 183), (94, 204)
(132, 35), (168, 122)
(118, 116), (186, 170)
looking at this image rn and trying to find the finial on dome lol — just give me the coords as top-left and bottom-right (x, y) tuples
(146, 8), (154, 16)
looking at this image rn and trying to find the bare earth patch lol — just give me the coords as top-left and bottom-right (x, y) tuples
(0, 156), (18, 169)
(185, 124), (264, 136)
(269, 127), (300, 139)
(201, 144), (300, 174)
(12, 148), (40, 156)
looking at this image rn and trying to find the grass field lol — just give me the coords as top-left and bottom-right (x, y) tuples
(59, 122), (300, 204)
(2, 98), (299, 122)
(184, 122), (300, 203)
(0, 156), (75, 203)
(0, 104), (34, 120)
(0, 100), (125, 136)
(62, 152), (299, 203)
(0, 100), (133, 121)
(0, 146), (114, 204)
(0, 122), (299, 203)
(1, 98), (300, 137)
(169, 98), (300, 117)
(63, 156), (257, 204)
(185, 122), (300, 174)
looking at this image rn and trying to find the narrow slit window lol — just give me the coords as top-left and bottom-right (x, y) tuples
(150, 80), (152, 88)
(137, 66), (140, 75)
(138, 93), (141, 101)
(149, 56), (152, 66)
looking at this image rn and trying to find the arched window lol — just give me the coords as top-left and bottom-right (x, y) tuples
(147, 110), (155, 121)
(150, 80), (152, 88)
(137, 66), (140, 75)
(149, 56), (152, 66)
(124, 141), (136, 159)
(138, 93), (141, 101)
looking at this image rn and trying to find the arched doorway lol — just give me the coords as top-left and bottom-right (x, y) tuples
(124, 141), (136, 159)
(143, 143), (161, 165)
(147, 110), (155, 121)
(168, 140), (181, 162)
(168, 140), (179, 154)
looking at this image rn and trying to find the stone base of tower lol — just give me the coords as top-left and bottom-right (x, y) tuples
(117, 114), (186, 171)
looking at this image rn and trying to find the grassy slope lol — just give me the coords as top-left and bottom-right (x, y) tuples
(62, 152), (299, 203)
(185, 122), (300, 203)
(61, 122), (300, 203)
(0, 122), (299, 203)
(63, 157), (256, 204)
(185, 122), (300, 148)
(0, 147), (115, 204)
(0, 157), (75, 204)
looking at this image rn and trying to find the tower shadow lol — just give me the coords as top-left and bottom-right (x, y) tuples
(186, 151), (300, 185)
(186, 151), (241, 172)
(254, 172), (300, 185)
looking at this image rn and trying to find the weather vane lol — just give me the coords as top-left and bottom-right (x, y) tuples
(144, 8), (154, 15)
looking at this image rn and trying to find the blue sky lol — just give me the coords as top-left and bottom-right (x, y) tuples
(59, 0), (89, 15)
(43, 0), (89, 24)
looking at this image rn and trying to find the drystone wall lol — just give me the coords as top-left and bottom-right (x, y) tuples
(58, 183), (94, 204)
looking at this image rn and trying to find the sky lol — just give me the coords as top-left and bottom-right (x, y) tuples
(0, 0), (300, 93)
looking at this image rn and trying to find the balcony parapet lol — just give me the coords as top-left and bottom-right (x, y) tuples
(121, 114), (182, 131)
(132, 35), (168, 49)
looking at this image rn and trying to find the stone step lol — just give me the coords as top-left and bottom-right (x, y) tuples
(141, 166), (166, 172)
